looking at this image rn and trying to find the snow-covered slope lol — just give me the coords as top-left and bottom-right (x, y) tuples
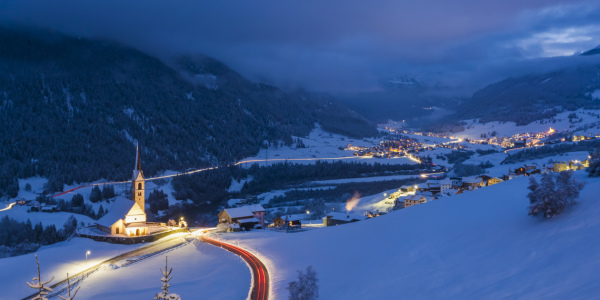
(220, 171), (600, 299)
(456, 109), (600, 139)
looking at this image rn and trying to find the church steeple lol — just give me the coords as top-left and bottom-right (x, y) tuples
(131, 143), (145, 213)
(135, 143), (142, 171)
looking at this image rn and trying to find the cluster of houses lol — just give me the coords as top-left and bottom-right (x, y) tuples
(392, 175), (503, 209)
(347, 138), (427, 159)
(28, 201), (60, 213)
(507, 159), (589, 179)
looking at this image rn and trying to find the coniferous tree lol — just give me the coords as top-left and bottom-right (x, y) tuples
(287, 266), (319, 300)
(89, 186), (102, 203)
(528, 171), (584, 218)
(154, 256), (181, 300)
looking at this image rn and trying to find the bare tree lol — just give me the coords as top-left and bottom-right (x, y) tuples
(26, 254), (54, 300)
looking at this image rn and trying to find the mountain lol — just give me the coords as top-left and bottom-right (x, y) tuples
(581, 45), (600, 56)
(0, 27), (376, 196)
(337, 75), (461, 124)
(448, 58), (600, 126)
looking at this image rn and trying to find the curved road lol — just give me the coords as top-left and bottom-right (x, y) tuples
(201, 235), (270, 300)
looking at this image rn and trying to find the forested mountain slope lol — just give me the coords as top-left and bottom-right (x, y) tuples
(454, 55), (600, 125)
(0, 27), (375, 196)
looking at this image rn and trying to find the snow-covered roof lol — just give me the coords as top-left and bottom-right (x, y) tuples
(404, 195), (426, 201)
(247, 204), (265, 212)
(237, 217), (260, 224)
(440, 179), (452, 185)
(278, 215), (301, 222)
(325, 212), (366, 221)
(224, 204), (265, 219)
(400, 185), (413, 189)
(96, 197), (136, 227)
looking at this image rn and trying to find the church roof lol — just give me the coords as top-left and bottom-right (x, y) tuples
(96, 197), (136, 228)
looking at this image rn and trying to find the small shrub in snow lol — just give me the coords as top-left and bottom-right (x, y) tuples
(154, 256), (181, 300)
(527, 171), (584, 218)
(287, 266), (319, 300)
(58, 273), (80, 300)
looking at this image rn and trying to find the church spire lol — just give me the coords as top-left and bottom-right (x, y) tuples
(135, 143), (142, 171)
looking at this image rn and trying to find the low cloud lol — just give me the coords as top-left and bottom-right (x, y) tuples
(1, 0), (599, 94)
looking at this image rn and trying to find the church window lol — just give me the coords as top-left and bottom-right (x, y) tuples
(138, 192), (141, 196)
(116, 228), (119, 234)
(138, 183), (142, 190)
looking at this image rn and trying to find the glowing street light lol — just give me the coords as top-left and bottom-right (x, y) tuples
(86, 250), (91, 267)
(306, 210), (310, 214)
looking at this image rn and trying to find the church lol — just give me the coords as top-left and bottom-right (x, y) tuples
(96, 144), (149, 237)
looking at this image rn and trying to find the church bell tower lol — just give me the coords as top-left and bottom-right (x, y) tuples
(131, 143), (145, 212)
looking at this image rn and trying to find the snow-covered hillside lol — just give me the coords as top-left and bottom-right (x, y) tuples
(241, 125), (417, 167)
(456, 109), (600, 139)
(219, 171), (600, 299)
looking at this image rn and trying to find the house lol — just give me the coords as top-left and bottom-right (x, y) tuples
(41, 205), (58, 213)
(486, 177), (503, 186)
(450, 177), (463, 189)
(415, 183), (429, 192)
(273, 215), (302, 228)
(393, 199), (405, 210)
(218, 204), (266, 230)
(404, 195), (427, 207)
(553, 162), (569, 172)
(463, 179), (481, 189)
(323, 212), (366, 226)
(399, 185), (415, 193)
(426, 180), (441, 194)
(440, 179), (452, 193)
(95, 144), (149, 237)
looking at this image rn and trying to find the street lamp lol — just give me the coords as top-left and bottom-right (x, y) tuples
(306, 210), (310, 214)
(86, 250), (91, 267)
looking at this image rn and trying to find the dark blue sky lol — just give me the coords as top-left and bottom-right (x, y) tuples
(2, 0), (600, 94)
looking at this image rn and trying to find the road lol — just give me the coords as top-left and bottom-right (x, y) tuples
(201, 235), (270, 300)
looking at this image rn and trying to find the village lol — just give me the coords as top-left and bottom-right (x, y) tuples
(216, 156), (591, 233)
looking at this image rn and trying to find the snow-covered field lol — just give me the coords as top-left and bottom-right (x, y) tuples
(76, 239), (250, 300)
(0, 205), (95, 227)
(310, 174), (419, 185)
(218, 171), (600, 300)
(464, 151), (590, 178)
(455, 109), (600, 139)
(3, 236), (250, 300)
(3, 238), (138, 299)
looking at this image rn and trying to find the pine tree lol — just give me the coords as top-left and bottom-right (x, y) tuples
(27, 254), (54, 300)
(57, 273), (79, 300)
(528, 171), (584, 218)
(154, 256), (181, 300)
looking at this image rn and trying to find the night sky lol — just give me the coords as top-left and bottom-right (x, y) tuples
(1, 0), (600, 94)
